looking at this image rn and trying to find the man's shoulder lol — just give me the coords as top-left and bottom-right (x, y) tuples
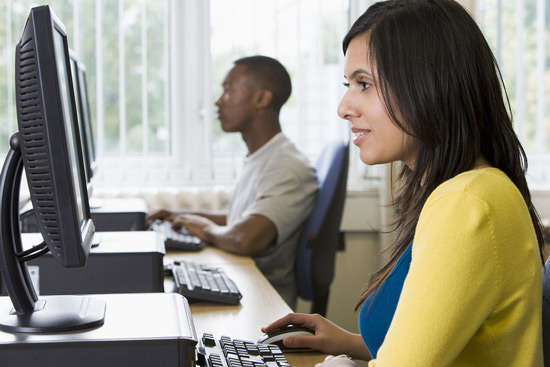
(269, 134), (313, 167)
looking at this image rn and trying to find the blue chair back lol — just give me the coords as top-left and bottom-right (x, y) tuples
(296, 139), (349, 314)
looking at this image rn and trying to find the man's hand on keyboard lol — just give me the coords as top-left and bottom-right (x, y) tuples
(172, 213), (214, 242)
(146, 209), (178, 226)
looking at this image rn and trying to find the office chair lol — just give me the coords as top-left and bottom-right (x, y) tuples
(296, 139), (349, 316)
(543, 257), (550, 366)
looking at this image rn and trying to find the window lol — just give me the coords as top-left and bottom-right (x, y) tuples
(7, 1), (543, 192)
(1, 0), (171, 184)
(477, 0), (550, 189)
(208, 0), (353, 183)
(1, 0), (366, 189)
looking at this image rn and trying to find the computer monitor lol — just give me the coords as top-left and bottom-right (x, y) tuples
(69, 51), (97, 198)
(0, 5), (105, 333)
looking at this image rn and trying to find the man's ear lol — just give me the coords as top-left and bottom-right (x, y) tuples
(254, 89), (273, 109)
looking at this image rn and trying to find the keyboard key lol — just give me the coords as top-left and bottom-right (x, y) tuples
(203, 333), (217, 347)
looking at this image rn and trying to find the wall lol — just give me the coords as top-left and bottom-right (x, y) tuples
(532, 191), (550, 221)
(295, 232), (383, 330)
(295, 231), (381, 367)
(294, 187), (385, 367)
(457, 0), (476, 14)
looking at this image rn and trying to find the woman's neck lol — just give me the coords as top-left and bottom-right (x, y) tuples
(473, 155), (492, 170)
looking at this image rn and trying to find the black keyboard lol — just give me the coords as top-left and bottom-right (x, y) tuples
(196, 333), (290, 367)
(150, 219), (206, 251)
(169, 259), (242, 305)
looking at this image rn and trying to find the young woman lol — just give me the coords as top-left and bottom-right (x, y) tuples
(262, 0), (545, 366)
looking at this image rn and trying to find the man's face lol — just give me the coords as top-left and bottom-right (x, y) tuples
(215, 64), (257, 133)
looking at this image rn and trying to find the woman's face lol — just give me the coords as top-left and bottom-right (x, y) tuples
(338, 36), (415, 167)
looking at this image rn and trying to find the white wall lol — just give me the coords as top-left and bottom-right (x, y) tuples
(457, 0), (476, 14)
(317, 232), (382, 330)
(295, 231), (382, 367)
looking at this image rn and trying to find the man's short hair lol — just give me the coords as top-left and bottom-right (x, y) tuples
(234, 55), (292, 111)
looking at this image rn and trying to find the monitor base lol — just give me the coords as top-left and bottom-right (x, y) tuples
(0, 295), (105, 333)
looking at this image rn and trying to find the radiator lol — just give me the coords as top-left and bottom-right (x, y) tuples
(93, 187), (233, 212)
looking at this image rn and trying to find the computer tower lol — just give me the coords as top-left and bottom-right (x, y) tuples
(0, 231), (165, 296)
(88, 197), (149, 231)
(20, 197), (149, 232)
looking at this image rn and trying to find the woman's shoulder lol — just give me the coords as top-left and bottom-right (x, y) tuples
(419, 167), (530, 234)
(428, 168), (519, 205)
(416, 167), (535, 266)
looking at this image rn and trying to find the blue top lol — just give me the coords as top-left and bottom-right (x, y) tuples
(358, 243), (412, 358)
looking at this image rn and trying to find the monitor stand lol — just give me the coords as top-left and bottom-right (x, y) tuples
(0, 293), (198, 367)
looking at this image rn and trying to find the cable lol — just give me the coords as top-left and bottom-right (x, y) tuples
(17, 241), (49, 262)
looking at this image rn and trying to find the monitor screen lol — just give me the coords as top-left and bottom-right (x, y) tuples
(55, 36), (86, 233)
(0, 5), (103, 333)
(69, 51), (96, 198)
(13, 5), (95, 267)
(77, 63), (97, 179)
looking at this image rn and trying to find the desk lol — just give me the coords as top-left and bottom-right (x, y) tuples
(166, 247), (327, 366)
(168, 245), (256, 266)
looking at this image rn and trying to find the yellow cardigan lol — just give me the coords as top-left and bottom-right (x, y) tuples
(369, 168), (543, 366)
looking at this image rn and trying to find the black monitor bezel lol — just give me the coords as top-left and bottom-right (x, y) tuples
(16, 5), (94, 267)
(0, 5), (103, 333)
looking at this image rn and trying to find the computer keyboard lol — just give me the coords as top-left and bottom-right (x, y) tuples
(169, 259), (242, 305)
(150, 219), (206, 251)
(196, 333), (290, 367)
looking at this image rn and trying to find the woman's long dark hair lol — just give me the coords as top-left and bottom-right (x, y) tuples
(346, 0), (545, 310)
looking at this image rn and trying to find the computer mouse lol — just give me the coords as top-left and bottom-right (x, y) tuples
(257, 325), (316, 352)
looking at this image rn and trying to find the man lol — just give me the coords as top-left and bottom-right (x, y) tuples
(148, 56), (318, 308)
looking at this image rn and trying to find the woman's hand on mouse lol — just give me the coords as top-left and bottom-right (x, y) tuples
(261, 313), (370, 359)
(315, 355), (359, 367)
